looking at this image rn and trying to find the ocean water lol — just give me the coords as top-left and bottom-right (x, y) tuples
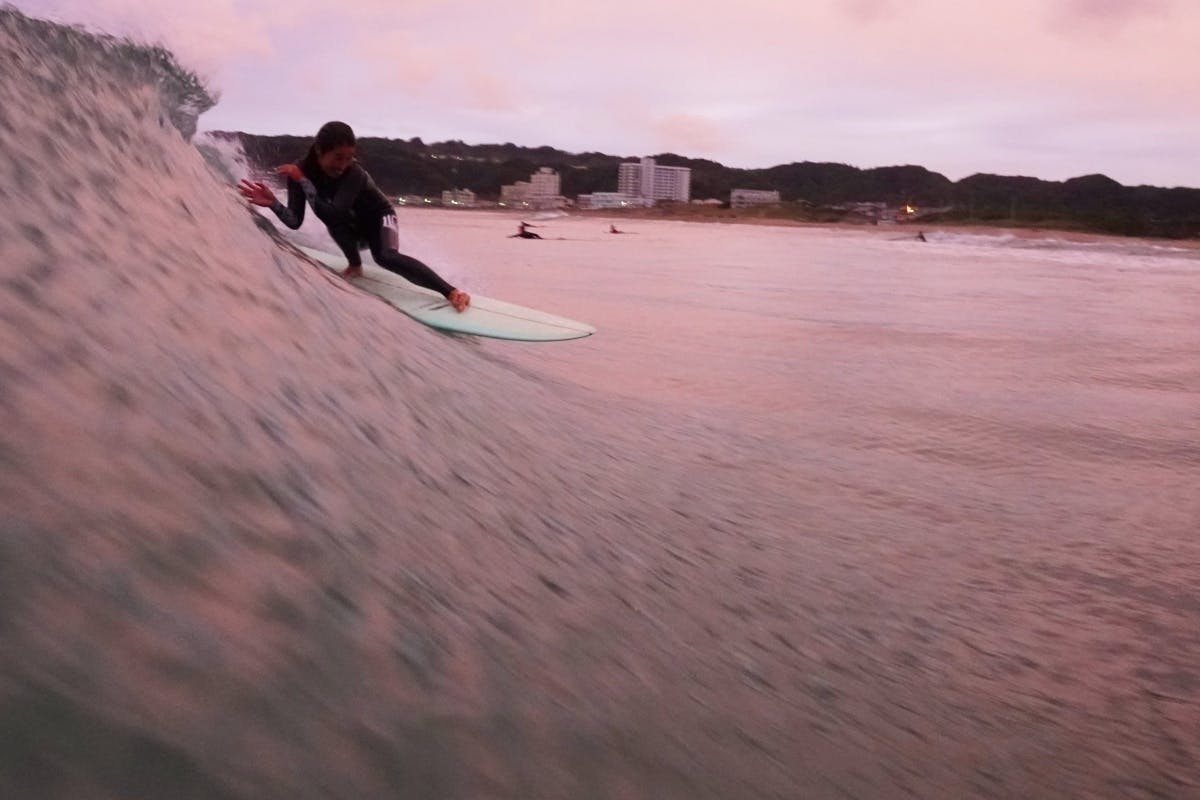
(3, 9), (1200, 799)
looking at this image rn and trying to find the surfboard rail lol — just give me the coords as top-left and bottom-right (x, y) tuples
(295, 245), (596, 342)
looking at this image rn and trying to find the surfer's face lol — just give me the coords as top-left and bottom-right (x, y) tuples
(318, 145), (356, 177)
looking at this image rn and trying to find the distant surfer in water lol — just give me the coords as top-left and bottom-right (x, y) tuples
(238, 121), (470, 312)
(609, 224), (622, 234)
(510, 221), (542, 239)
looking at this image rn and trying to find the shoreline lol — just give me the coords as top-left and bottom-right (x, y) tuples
(404, 205), (1200, 251)
(574, 207), (1200, 247)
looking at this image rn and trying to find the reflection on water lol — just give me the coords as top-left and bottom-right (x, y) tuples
(3, 9), (1200, 799)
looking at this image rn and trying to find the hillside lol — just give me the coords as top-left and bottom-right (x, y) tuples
(215, 131), (1200, 239)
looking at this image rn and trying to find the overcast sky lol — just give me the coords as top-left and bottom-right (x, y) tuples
(18, 0), (1200, 188)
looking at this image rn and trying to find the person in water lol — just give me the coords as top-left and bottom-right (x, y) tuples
(511, 221), (542, 239)
(238, 121), (470, 312)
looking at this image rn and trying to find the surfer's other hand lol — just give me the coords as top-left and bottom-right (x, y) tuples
(448, 288), (470, 313)
(238, 179), (275, 207)
(276, 163), (304, 182)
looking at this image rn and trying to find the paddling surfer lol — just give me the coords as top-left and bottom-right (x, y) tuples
(510, 221), (542, 239)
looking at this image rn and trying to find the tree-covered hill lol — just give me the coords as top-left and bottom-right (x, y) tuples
(215, 131), (1200, 238)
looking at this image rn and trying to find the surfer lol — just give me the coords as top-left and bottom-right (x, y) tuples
(609, 224), (622, 234)
(509, 221), (542, 239)
(238, 121), (470, 312)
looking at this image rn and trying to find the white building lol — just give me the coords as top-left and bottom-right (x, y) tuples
(730, 188), (781, 208)
(500, 181), (530, 205)
(529, 167), (561, 198)
(500, 167), (566, 209)
(576, 192), (654, 210)
(617, 157), (691, 203)
(441, 188), (476, 207)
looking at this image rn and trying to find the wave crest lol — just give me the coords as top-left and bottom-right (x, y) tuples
(0, 6), (216, 139)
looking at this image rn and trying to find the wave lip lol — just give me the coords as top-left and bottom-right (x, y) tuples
(0, 6), (216, 139)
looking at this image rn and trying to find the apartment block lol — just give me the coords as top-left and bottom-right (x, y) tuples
(617, 157), (691, 203)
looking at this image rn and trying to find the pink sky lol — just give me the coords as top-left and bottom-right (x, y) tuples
(18, 0), (1200, 188)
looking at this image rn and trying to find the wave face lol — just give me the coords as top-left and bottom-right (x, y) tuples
(0, 10), (801, 800)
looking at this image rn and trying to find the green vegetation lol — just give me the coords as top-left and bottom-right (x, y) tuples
(222, 133), (1200, 239)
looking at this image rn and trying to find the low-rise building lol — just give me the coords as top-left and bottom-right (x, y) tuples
(576, 192), (655, 210)
(500, 181), (530, 205)
(730, 188), (781, 208)
(441, 188), (476, 207)
(529, 167), (560, 198)
(499, 167), (567, 210)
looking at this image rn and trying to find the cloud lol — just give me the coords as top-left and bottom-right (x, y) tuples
(1044, 0), (1174, 38)
(462, 71), (517, 113)
(649, 113), (733, 157)
(17, 0), (1200, 186)
(345, 26), (517, 115)
(1056, 0), (1171, 22)
(15, 0), (274, 69)
(838, 0), (898, 23)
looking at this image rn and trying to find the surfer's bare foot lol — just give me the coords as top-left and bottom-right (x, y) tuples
(340, 265), (363, 279)
(448, 288), (470, 312)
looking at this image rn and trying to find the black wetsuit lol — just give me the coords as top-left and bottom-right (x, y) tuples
(269, 163), (454, 297)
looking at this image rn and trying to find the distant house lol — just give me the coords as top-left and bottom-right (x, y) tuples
(730, 189), (781, 208)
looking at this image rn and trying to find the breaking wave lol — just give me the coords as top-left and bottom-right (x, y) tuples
(0, 8), (790, 799)
(920, 228), (1200, 260)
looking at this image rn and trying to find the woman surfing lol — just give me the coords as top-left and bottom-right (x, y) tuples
(239, 121), (470, 312)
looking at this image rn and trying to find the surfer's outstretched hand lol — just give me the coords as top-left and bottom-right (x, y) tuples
(238, 179), (276, 207)
(448, 288), (470, 313)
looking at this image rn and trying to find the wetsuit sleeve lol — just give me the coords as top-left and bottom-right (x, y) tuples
(267, 180), (306, 229)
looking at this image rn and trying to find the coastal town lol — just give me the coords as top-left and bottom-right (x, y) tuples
(226, 130), (1200, 238)
(420, 158), (937, 224)
(422, 157), (702, 211)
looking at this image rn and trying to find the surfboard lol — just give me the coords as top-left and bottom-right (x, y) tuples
(296, 245), (595, 342)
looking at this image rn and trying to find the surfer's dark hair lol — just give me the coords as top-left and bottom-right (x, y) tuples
(301, 121), (356, 172)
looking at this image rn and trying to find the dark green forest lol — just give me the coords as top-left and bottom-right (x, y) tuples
(217, 131), (1200, 239)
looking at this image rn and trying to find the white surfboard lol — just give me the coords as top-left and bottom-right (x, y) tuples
(296, 245), (595, 342)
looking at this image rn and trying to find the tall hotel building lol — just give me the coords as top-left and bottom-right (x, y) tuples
(618, 157), (691, 203)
